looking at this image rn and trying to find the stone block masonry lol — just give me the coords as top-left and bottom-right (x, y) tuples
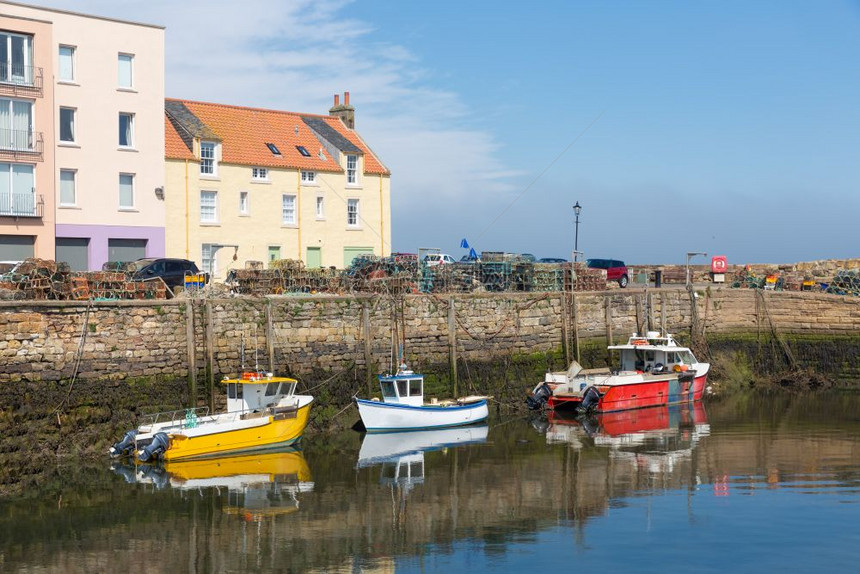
(1, 287), (859, 385)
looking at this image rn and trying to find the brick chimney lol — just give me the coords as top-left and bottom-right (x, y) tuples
(328, 91), (355, 129)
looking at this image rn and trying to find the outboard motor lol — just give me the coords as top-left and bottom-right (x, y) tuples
(138, 432), (170, 462)
(109, 430), (138, 458)
(526, 383), (553, 410)
(576, 386), (602, 414)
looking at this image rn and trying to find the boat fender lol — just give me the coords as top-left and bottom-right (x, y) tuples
(138, 432), (170, 462)
(526, 383), (552, 410)
(109, 429), (138, 458)
(577, 386), (602, 414)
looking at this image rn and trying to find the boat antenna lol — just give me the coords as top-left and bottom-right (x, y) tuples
(240, 329), (245, 370)
(254, 324), (260, 373)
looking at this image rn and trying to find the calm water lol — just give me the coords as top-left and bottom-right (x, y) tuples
(2, 392), (860, 573)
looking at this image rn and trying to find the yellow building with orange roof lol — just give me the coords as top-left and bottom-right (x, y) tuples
(164, 92), (391, 279)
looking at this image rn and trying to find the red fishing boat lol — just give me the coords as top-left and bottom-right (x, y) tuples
(527, 331), (709, 413)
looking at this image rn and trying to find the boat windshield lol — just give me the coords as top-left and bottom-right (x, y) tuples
(409, 378), (422, 396)
(265, 382), (280, 396)
(380, 380), (397, 398)
(227, 383), (243, 399)
(397, 380), (408, 397)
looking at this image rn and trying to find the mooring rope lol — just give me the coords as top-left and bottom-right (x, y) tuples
(53, 298), (93, 417)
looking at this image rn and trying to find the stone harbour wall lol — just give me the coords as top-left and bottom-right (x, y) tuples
(1, 286), (859, 385)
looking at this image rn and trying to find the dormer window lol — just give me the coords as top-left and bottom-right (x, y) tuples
(346, 154), (358, 185)
(296, 145), (311, 157)
(200, 141), (217, 175)
(266, 142), (281, 155)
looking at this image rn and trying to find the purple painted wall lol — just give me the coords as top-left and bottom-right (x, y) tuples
(55, 224), (165, 270)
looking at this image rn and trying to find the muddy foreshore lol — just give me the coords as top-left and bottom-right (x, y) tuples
(1, 332), (857, 497)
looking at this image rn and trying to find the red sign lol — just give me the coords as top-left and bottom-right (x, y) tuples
(711, 255), (727, 273)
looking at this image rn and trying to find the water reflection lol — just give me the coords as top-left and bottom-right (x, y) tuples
(111, 447), (314, 520)
(539, 403), (710, 473)
(357, 425), (489, 497)
(3, 393), (860, 572)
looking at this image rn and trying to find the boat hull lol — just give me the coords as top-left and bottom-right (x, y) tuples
(158, 401), (312, 461)
(548, 372), (708, 413)
(356, 398), (489, 432)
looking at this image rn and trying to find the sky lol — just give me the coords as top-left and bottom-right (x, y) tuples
(34, 0), (860, 264)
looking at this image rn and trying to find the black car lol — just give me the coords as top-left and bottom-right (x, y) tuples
(538, 257), (567, 263)
(126, 258), (209, 292)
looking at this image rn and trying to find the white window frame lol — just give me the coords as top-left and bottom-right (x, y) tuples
(346, 154), (358, 185)
(118, 112), (134, 148)
(315, 195), (325, 220)
(58, 45), (75, 82)
(59, 107), (75, 143)
(200, 141), (217, 176)
(119, 173), (134, 209)
(0, 98), (34, 151)
(347, 198), (360, 227)
(1, 32), (33, 86)
(252, 167), (268, 181)
(0, 162), (35, 216)
(201, 243), (217, 278)
(118, 53), (134, 88)
(200, 190), (218, 223)
(301, 170), (316, 184)
(59, 169), (76, 206)
(282, 194), (296, 225)
(239, 191), (249, 215)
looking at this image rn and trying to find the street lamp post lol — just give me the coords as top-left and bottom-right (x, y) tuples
(686, 251), (707, 288)
(573, 201), (582, 262)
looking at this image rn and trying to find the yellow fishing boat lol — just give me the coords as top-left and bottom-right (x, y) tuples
(110, 370), (313, 461)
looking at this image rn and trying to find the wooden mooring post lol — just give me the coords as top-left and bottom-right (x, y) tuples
(185, 301), (197, 404)
(265, 299), (275, 373)
(363, 302), (373, 396)
(448, 297), (458, 397)
(205, 301), (215, 410)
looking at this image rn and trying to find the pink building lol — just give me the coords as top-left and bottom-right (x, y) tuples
(0, 2), (165, 269)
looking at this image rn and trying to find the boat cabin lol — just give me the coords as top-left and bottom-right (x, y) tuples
(222, 373), (299, 413)
(608, 332), (699, 374)
(378, 369), (424, 407)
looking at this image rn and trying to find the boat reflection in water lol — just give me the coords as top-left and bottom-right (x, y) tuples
(539, 403), (710, 473)
(111, 447), (314, 520)
(357, 425), (490, 494)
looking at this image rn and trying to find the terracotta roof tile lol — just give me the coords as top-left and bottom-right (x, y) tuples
(165, 113), (194, 160)
(164, 98), (389, 175)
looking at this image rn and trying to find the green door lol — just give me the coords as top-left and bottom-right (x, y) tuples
(268, 246), (281, 263)
(306, 247), (322, 269)
(343, 247), (373, 268)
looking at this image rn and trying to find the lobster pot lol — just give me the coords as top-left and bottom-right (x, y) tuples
(481, 262), (511, 292)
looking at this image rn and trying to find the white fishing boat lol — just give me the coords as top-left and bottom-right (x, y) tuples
(355, 366), (489, 432)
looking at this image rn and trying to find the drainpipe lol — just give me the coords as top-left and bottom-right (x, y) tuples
(297, 170), (302, 260)
(379, 175), (385, 255)
(184, 159), (189, 258)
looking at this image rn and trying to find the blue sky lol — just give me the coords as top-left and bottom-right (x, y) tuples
(43, 0), (860, 264)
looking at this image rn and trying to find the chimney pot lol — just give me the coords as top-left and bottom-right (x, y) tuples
(334, 94), (340, 106)
(344, 91), (350, 105)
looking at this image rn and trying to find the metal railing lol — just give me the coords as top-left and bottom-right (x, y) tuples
(0, 191), (43, 217)
(0, 128), (42, 153)
(0, 63), (43, 89)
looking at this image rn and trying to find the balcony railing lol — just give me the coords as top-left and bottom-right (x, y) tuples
(0, 64), (43, 95)
(0, 191), (43, 218)
(0, 129), (43, 159)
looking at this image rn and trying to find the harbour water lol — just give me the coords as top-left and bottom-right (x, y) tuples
(2, 391), (859, 572)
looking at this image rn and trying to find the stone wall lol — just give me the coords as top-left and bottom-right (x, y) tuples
(1, 286), (859, 385)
